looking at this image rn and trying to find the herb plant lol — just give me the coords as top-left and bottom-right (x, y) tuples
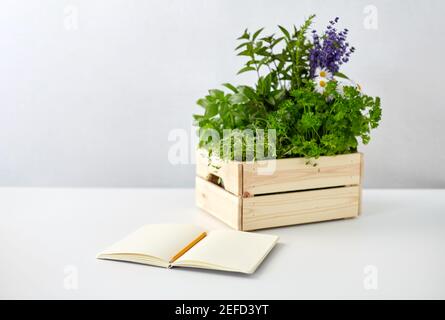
(193, 15), (382, 160)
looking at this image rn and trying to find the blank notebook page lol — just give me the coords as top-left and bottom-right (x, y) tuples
(100, 224), (205, 262)
(176, 230), (278, 273)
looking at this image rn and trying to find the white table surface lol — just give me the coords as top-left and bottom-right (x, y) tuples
(0, 187), (444, 299)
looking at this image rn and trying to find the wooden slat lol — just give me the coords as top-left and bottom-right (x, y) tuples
(195, 150), (243, 196)
(242, 153), (361, 196)
(242, 186), (360, 230)
(358, 153), (364, 215)
(195, 176), (242, 230)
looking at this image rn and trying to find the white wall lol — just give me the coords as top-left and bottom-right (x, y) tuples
(0, 0), (444, 188)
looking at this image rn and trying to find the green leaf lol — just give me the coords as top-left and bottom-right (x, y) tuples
(237, 49), (252, 57)
(255, 47), (269, 56)
(278, 25), (291, 40)
(293, 25), (299, 37)
(208, 89), (225, 99)
(260, 34), (274, 43)
(204, 103), (218, 118)
(273, 89), (286, 101)
(229, 93), (249, 104)
(235, 42), (250, 51)
(238, 85), (257, 100)
(222, 83), (238, 93)
(271, 37), (284, 48)
(252, 27), (264, 41)
(246, 60), (260, 67)
(237, 29), (250, 40)
(237, 66), (256, 75)
(334, 72), (349, 80)
(196, 98), (208, 108)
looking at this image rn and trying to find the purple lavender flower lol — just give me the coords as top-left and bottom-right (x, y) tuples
(309, 18), (354, 77)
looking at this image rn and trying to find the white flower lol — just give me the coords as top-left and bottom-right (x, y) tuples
(314, 67), (333, 80)
(333, 78), (345, 95)
(333, 77), (362, 95)
(314, 77), (329, 94)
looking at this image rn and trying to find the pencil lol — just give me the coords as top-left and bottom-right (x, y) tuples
(169, 232), (207, 263)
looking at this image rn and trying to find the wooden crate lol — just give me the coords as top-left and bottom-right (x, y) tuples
(195, 150), (363, 231)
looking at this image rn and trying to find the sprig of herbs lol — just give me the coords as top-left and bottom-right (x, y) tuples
(193, 15), (382, 160)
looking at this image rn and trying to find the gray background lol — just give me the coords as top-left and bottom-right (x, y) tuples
(0, 0), (444, 188)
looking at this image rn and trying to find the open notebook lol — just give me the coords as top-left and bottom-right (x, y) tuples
(97, 224), (278, 274)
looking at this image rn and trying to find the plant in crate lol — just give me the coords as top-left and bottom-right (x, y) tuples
(193, 15), (382, 230)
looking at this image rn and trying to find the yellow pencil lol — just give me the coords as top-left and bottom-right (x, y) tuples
(169, 232), (207, 263)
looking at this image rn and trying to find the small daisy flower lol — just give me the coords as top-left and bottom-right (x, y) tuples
(314, 67), (333, 80)
(335, 81), (345, 95)
(314, 77), (329, 94)
(332, 77), (346, 95)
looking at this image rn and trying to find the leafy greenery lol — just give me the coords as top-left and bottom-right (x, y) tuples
(193, 15), (382, 161)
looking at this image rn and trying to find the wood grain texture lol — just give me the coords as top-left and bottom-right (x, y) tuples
(242, 153), (361, 196)
(195, 150), (243, 196)
(195, 176), (242, 230)
(358, 153), (364, 215)
(242, 186), (360, 230)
